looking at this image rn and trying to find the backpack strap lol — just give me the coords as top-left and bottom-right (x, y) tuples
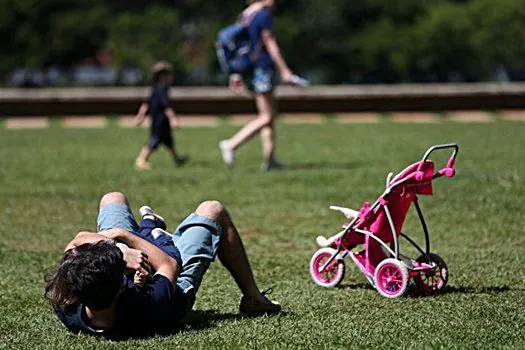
(240, 10), (264, 62)
(240, 10), (257, 26)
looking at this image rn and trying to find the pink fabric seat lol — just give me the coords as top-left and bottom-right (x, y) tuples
(340, 160), (436, 267)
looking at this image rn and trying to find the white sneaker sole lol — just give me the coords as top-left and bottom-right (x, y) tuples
(139, 206), (165, 223)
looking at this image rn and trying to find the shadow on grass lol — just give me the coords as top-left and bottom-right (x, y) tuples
(184, 310), (244, 331)
(112, 309), (287, 340)
(407, 285), (514, 298)
(338, 282), (514, 298)
(287, 161), (362, 171)
(338, 282), (375, 291)
(184, 309), (291, 331)
(441, 285), (512, 295)
(185, 160), (214, 168)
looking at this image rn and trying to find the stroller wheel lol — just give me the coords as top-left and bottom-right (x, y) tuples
(310, 248), (345, 288)
(413, 253), (448, 295)
(374, 258), (409, 298)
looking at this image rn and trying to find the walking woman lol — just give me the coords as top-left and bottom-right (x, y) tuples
(219, 0), (297, 171)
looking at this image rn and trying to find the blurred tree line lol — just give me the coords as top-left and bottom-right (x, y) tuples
(1, 0), (525, 85)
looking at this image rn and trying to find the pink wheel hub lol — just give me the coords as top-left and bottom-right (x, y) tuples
(374, 258), (409, 298)
(310, 247), (345, 288)
(377, 264), (404, 295)
(313, 253), (338, 283)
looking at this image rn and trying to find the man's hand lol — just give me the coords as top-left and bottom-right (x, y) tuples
(229, 74), (245, 94)
(99, 229), (153, 274)
(100, 227), (179, 282)
(116, 243), (153, 276)
(106, 228), (180, 282)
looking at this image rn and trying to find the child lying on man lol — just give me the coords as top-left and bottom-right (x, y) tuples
(133, 206), (180, 288)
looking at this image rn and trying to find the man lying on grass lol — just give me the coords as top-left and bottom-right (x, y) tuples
(45, 192), (280, 339)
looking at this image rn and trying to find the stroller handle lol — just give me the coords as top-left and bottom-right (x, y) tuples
(417, 143), (459, 180)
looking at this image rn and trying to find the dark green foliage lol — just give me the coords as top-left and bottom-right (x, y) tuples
(2, 0), (525, 83)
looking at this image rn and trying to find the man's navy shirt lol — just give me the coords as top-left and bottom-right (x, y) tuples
(54, 219), (185, 339)
(246, 8), (274, 70)
(54, 275), (187, 339)
(148, 84), (171, 133)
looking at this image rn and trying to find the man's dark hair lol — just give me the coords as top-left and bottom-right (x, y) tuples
(45, 241), (126, 310)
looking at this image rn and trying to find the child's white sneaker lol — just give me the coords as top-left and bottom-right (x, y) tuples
(139, 206), (167, 230)
(151, 228), (173, 239)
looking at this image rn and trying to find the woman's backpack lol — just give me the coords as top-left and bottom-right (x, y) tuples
(216, 12), (262, 76)
(216, 23), (253, 75)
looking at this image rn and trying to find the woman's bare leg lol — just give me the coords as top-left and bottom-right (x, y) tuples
(260, 93), (277, 162)
(260, 125), (274, 163)
(224, 92), (275, 152)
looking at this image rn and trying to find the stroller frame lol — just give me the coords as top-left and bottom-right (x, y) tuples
(311, 144), (459, 297)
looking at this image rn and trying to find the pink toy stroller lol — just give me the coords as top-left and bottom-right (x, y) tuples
(309, 144), (459, 298)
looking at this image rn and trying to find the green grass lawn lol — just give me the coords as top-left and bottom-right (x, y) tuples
(1, 121), (524, 349)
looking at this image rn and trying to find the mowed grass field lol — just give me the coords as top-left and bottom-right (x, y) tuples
(0, 120), (524, 349)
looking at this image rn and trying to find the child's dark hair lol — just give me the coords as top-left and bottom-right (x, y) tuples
(45, 241), (125, 310)
(151, 61), (173, 83)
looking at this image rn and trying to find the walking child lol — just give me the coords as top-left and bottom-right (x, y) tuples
(134, 61), (188, 170)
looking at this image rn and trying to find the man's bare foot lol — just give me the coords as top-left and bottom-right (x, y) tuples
(239, 289), (281, 316)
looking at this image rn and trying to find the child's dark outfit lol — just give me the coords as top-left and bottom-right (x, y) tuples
(137, 217), (182, 265)
(147, 84), (174, 150)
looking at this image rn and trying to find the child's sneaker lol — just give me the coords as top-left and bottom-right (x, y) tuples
(175, 155), (189, 166)
(239, 289), (281, 316)
(151, 228), (173, 239)
(139, 206), (167, 230)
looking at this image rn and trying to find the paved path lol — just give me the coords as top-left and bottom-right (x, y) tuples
(3, 111), (524, 129)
